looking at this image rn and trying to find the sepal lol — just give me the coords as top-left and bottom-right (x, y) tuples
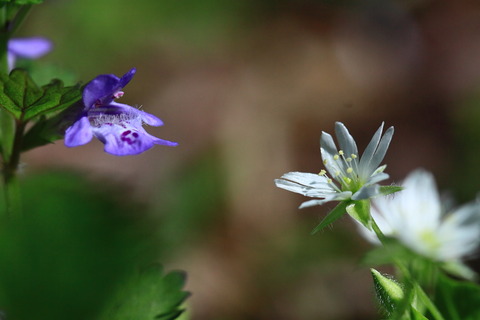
(371, 268), (404, 315)
(379, 185), (403, 196)
(311, 201), (349, 234)
(346, 200), (371, 228)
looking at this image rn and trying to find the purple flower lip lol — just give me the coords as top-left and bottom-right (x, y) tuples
(64, 68), (177, 156)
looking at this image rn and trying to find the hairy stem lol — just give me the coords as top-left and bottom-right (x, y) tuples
(370, 218), (445, 320)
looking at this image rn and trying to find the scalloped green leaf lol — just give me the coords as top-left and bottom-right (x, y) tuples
(0, 70), (81, 121)
(98, 265), (190, 320)
(311, 201), (350, 234)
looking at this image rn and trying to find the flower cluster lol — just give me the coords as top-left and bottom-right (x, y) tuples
(275, 122), (393, 208)
(64, 68), (177, 156)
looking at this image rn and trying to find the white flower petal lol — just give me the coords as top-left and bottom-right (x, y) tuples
(368, 126), (394, 175)
(352, 184), (380, 200)
(274, 172), (336, 198)
(299, 192), (351, 208)
(366, 172), (389, 185)
(334, 122), (358, 158)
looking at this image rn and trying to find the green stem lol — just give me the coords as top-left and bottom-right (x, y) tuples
(370, 219), (446, 320)
(8, 5), (33, 35)
(2, 119), (25, 218)
(413, 282), (446, 320)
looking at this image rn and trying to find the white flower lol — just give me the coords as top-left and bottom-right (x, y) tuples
(275, 122), (394, 208)
(360, 169), (480, 263)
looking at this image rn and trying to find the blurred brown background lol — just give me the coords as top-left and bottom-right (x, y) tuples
(16, 0), (480, 319)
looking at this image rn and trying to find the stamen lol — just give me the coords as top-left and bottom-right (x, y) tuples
(113, 91), (124, 99)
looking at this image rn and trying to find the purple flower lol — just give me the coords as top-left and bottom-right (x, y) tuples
(8, 37), (53, 70)
(64, 68), (177, 156)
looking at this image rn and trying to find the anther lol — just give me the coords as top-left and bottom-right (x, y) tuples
(346, 167), (353, 174)
(339, 150), (344, 155)
(113, 91), (124, 99)
(319, 169), (326, 176)
(351, 154), (357, 159)
(333, 155), (340, 160)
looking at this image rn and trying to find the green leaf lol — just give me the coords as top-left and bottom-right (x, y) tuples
(371, 268), (405, 315)
(0, 69), (82, 121)
(379, 185), (403, 196)
(21, 115), (63, 151)
(98, 265), (190, 320)
(346, 199), (370, 227)
(432, 274), (480, 320)
(0, 172), (150, 320)
(310, 201), (349, 234)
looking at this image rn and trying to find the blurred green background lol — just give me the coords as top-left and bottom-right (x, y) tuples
(11, 0), (480, 319)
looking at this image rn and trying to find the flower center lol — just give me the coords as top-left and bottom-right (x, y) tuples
(321, 150), (360, 191)
(419, 230), (440, 252)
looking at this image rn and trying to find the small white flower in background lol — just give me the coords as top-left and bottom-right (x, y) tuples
(360, 169), (480, 264)
(275, 122), (394, 208)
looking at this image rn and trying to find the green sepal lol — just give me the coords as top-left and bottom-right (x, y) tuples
(346, 199), (370, 227)
(0, 69), (81, 121)
(431, 274), (480, 320)
(379, 185), (403, 196)
(371, 268), (404, 315)
(98, 264), (190, 320)
(310, 201), (349, 235)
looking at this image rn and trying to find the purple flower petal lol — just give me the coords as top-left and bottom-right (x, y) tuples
(93, 123), (165, 156)
(109, 102), (164, 126)
(64, 116), (93, 147)
(83, 68), (136, 108)
(8, 37), (52, 59)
